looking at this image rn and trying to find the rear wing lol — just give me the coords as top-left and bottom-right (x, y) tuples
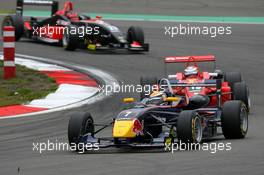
(160, 78), (217, 88)
(16, 0), (59, 16)
(164, 55), (215, 63)
(163, 55), (216, 76)
(167, 79), (218, 87)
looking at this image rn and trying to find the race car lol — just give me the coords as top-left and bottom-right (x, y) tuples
(2, 0), (149, 52)
(67, 55), (250, 151)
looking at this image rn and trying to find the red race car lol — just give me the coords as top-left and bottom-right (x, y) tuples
(139, 55), (250, 142)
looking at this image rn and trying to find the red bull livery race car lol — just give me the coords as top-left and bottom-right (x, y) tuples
(67, 55), (250, 152)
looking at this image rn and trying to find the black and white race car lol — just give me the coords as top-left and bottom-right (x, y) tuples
(2, 0), (149, 52)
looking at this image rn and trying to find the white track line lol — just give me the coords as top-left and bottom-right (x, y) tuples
(27, 84), (99, 108)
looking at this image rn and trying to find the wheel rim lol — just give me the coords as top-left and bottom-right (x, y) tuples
(240, 106), (248, 134)
(62, 27), (70, 48)
(84, 118), (94, 136)
(247, 87), (251, 110)
(62, 34), (68, 48)
(193, 116), (203, 143)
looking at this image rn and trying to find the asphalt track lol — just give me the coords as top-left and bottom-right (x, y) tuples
(1, 1), (264, 175)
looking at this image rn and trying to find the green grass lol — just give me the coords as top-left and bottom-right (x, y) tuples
(0, 61), (58, 107)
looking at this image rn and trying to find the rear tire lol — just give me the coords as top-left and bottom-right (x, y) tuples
(68, 112), (95, 149)
(63, 25), (79, 51)
(221, 100), (248, 139)
(177, 110), (203, 143)
(127, 26), (144, 45)
(140, 76), (158, 100)
(233, 82), (250, 112)
(2, 15), (24, 41)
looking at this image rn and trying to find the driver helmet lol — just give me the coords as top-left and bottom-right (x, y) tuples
(150, 91), (163, 98)
(66, 11), (78, 20)
(147, 91), (167, 105)
(184, 66), (198, 76)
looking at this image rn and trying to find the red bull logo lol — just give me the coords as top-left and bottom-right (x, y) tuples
(132, 119), (144, 135)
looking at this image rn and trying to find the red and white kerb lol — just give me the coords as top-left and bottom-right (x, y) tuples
(3, 26), (16, 79)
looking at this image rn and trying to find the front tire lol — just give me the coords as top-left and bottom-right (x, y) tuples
(68, 112), (95, 149)
(177, 110), (203, 143)
(221, 100), (248, 139)
(127, 26), (145, 45)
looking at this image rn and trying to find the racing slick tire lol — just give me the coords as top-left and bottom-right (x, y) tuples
(224, 72), (242, 90)
(233, 82), (250, 112)
(177, 110), (203, 144)
(68, 112), (95, 149)
(140, 76), (158, 100)
(221, 100), (248, 139)
(127, 26), (145, 45)
(63, 25), (79, 51)
(2, 15), (24, 41)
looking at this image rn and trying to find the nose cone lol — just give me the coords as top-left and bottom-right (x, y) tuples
(113, 120), (136, 138)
